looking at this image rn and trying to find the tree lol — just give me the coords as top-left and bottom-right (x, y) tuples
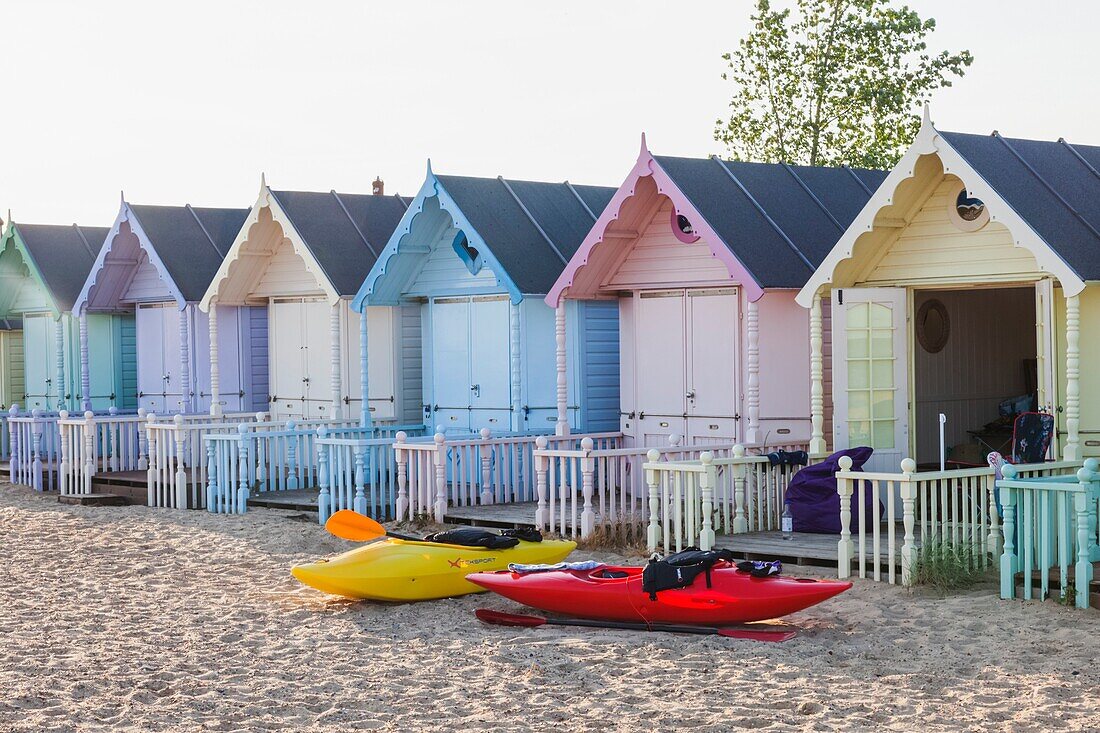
(715, 0), (973, 169)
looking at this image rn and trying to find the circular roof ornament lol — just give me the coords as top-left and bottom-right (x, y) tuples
(671, 210), (700, 243)
(947, 182), (989, 232)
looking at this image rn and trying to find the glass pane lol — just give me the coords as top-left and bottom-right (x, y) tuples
(849, 421), (872, 446)
(872, 390), (894, 420)
(870, 303), (892, 328)
(871, 359), (893, 389)
(847, 330), (869, 359)
(849, 391), (870, 421)
(848, 360), (869, 390)
(847, 303), (868, 329)
(871, 329), (893, 358)
(873, 420), (895, 449)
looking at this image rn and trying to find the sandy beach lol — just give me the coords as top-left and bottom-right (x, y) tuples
(2, 484), (1099, 732)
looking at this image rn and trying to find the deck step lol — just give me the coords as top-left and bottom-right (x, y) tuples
(58, 493), (129, 506)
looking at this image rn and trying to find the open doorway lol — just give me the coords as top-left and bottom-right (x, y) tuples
(913, 287), (1039, 467)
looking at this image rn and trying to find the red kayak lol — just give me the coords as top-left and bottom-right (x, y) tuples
(467, 563), (852, 625)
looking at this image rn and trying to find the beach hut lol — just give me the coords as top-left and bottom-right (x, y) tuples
(352, 164), (619, 435)
(73, 200), (254, 415)
(200, 177), (415, 423)
(546, 136), (885, 448)
(797, 108), (1100, 471)
(0, 217), (125, 412)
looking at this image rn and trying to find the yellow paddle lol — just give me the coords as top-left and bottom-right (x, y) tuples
(324, 510), (420, 542)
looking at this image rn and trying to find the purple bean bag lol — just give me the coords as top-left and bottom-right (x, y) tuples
(786, 447), (880, 534)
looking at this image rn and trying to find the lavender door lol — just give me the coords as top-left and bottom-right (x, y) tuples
(136, 303), (182, 414)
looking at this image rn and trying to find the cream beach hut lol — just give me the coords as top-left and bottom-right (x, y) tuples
(200, 178), (414, 424)
(798, 110), (1100, 471)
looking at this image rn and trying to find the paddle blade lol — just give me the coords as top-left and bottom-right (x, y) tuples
(324, 510), (387, 542)
(475, 608), (548, 628)
(718, 627), (798, 642)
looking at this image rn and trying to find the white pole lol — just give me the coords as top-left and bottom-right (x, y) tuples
(938, 413), (947, 471)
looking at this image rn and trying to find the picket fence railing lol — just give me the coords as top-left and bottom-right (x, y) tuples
(998, 459), (1100, 609)
(639, 446), (812, 552)
(836, 457), (1083, 586)
(204, 422), (427, 516)
(389, 429), (622, 523)
(145, 413), (266, 509)
(5, 405), (149, 490)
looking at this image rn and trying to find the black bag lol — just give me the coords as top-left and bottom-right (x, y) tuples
(422, 527), (520, 549)
(499, 528), (542, 543)
(641, 548), (736, 600)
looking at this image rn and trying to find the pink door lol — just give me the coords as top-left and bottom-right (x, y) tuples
(635, 291), (687, 445)
(687, 288), (739, 444)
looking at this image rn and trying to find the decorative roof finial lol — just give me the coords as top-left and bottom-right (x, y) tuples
(639, 131), (648, 155)
(260, 171), (267, 189)
(120, 190), (125, 204)
(426, 158), (433, 176)
(922, 101), (932, 128)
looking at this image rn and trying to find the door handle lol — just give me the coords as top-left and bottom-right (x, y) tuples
(686, 390), (696, 400)
(471, 384), (481, 398)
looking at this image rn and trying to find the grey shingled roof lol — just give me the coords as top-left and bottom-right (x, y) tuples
(16, 223), (110, 312)
(940, 131), (1100, 280)
(270, 190), (410, 296)
(128, 205), (249, 302)
(653, 156), (888, 289)
(435, 176), (615, 294)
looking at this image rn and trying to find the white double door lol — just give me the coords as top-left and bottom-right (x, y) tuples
(430, 296), (511, 433)
(270, 297), (335, 421)
(634, 289), (740, 446)
(136, 303), (184, 414)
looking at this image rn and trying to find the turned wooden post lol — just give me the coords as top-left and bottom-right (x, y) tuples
(236, 423), (250, 514)
(353, 446), (368, 516)
(137, 407), (148, 471)
(285, 420), (300, 490)
(554, 304), (569, 436)
(1064, 293), (1080, 460)
(479, 427), (493, 505)
(732, 444), (748, 533)
(146, 412), (158, 506)
(645, 448), (662, 551)
(809, 292), (827, 457)
(745, 300), (761, 445)
(108, 406), (120, 472)
(330, 302), (343, 420)
(836, 455), (855, 578)
(8, 405), (19, 481)
(433, 431), (447, 523)
(316, 426), (331, 523)
(580, 436), (596, 538)
(205, 433), (218, 512)
(900, 458), (918, 586)
(534, 435), (549, 528)
(58, 410), (70, 495)
(172, 414), (187, 509)
(394, 431), (409, 520)
(81, 410), (95, 495)
(79, 312), (91, 412)
(699, 451), (716, 550)
(208, 302), (221, 417)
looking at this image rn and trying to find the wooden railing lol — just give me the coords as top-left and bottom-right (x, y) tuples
(998, 460), (1100, 608)
(836, 457), (1082, 586)
(6, 407), (62, 490)
(146, 413), (266, 509)
(640, 446), (812, 552)
(202, 422), (427, 517)
(391, 429), (622, 523)
(315, 425), (429, 523)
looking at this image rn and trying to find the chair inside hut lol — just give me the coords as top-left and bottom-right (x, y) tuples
(912, 286), (1051, 469)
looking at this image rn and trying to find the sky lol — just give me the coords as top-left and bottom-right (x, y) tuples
(2, 0), (1098, 225)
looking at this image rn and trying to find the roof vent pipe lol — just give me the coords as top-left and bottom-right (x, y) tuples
(373, 177), (384, 196)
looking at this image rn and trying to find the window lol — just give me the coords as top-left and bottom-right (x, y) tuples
(947, 183), (989, 232)
(670, 209), (700, 243)
(845, 302), (895, 449)
(451, 231), (483, 275)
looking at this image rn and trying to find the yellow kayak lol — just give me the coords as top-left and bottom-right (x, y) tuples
(292, 537), (577, 601)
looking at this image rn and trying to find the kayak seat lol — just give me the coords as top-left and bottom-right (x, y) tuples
(423, 527), (521, 549)
(593, 569), (630, 579)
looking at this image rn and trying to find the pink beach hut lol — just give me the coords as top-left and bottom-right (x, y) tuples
(546, 136), (886, 448)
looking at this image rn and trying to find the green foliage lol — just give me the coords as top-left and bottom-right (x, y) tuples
(715, 0), (973, 169)
(914, 539), (983, 594)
